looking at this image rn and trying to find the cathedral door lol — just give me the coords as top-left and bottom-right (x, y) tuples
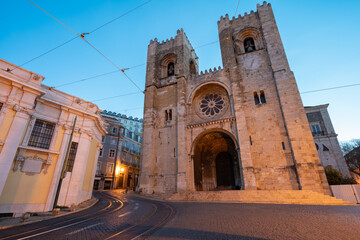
(215, 152), (235, 188)
(193, 131), (240, 191)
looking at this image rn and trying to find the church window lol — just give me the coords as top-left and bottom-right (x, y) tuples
(282, 142), (285, 150)
(254, 92), (260, 105)
(244, 38), (256, 53)
(315, 143), (319, 150)
(200, 94), (225, 117)
(168, 62), (175, 76)
(260, 91), (266, 104)
(190, 61), (196, 74)
(165, 109), (172, 121)
(249, 136), (252, 145)
(323, 144), (329, 151)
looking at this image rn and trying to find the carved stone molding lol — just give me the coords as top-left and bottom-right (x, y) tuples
(14, 149), (53, 175)
(32, 74), (40, 81)
(11, 104), (32, 116)
(187, 117), (235, 129)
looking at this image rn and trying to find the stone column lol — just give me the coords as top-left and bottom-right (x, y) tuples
(0, 108), (30, 195)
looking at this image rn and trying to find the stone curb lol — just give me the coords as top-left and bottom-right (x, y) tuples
(130, 193), (358, 206)
(0, 198), (99, 230)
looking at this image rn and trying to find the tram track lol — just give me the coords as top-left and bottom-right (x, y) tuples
(0, 192), (174, 240)
(104, 194), (175, 240)
(0, 191), (124, 240)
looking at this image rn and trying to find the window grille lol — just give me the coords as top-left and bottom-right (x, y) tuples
(28, 119), (56, 149)
(65, 142), (78, 172)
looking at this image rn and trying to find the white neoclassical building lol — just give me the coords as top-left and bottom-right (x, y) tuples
(0, 58), (106, 216)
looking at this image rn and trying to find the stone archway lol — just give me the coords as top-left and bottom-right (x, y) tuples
(193, 131), (240, 191)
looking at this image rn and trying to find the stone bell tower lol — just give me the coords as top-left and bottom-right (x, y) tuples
(139, 29), (198, 194)
(217, 2), (330, 193)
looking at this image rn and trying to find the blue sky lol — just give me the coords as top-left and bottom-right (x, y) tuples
(1, 0), (359, 141)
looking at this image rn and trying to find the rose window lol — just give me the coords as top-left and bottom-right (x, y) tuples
(200, 94), (225, 117)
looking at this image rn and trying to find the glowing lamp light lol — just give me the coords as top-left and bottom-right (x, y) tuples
(115, 166), (121, 176)
(120, 167), (125, 173)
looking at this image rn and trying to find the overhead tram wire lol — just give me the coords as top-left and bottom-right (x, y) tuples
(10, 36), (78, 71)
(27, 0), (144, 93)
(51, 37), (230, 89)
(90, 92), (140, 102)
(10, 0), (153, 72)
(53, 63), (145, 89)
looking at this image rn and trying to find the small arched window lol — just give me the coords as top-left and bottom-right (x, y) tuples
(167, 62), (175, 76)
(254, 92), (260, 105)
(190, 61), (196, 74)
(244, 38), (256, 53)
(260, 91), (266, 104)
(169, 109), (172, 120)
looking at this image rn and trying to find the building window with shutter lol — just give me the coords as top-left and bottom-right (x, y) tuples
(107, 163), (114, 173)
(109, 149), (115, 158)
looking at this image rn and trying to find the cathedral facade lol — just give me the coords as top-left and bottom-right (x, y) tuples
(138, 2), (330, 196)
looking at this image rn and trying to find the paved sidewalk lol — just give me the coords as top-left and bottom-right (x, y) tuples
(0, 198), (98, 229)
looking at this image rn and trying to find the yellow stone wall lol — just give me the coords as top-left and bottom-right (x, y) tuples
(0, 127), (65, 205)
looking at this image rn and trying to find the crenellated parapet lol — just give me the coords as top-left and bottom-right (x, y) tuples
(194, 66), (227, 83)
(218, 1), (271, 33)
(198, 66), (223, 76)
(149, 28), (196, 55)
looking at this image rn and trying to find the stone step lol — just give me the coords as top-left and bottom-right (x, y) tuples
(169, 190), (352, 205)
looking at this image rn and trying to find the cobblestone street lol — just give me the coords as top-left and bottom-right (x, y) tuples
(149, 201), (360, 240)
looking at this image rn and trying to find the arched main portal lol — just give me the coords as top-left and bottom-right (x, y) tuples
(193, 131), (240, 191)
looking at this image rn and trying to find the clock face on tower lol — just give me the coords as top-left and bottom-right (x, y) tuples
(243, 55), (262, 70)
